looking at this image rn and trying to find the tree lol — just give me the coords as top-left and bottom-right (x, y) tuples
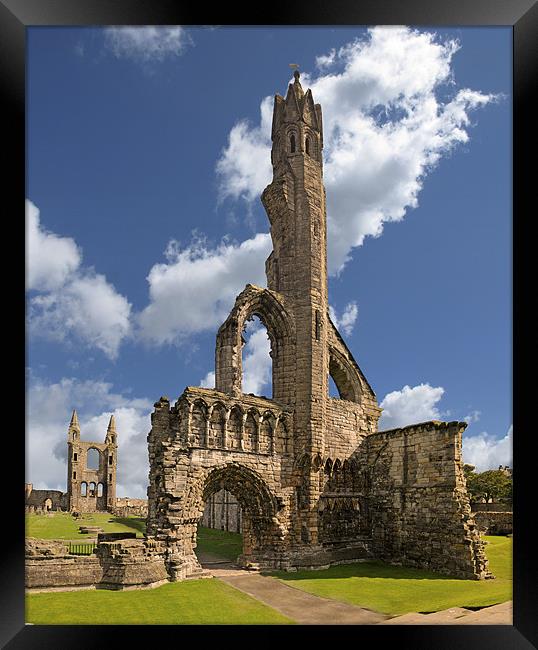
(464, 467), (512, 504)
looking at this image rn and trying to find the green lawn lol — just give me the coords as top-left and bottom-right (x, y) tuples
(195, 526), (243, 560)
(26, 512), (146, 540)
(269, 536), (512, 616)
(26, 579), (293, 625)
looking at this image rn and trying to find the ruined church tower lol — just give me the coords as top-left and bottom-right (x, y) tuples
(67, 411), (118, 513)
(145, 69), (488, 583)
(262, 70), (328, 460)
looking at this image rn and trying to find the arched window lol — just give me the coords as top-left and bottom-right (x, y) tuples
(305, 136), (310, 156)
(80, 482), (87, 497)
(89, 482), (96, 497)
(228, 407), (243, 450)
(87, 448), (100, 470)
(242, 316), (272, 398)
(289, 133), (296, 153)
(97, 483), (104, 497)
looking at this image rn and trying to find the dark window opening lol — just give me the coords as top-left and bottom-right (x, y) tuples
(305, 137), (310, 156)
(109, 455), (113, 465)
(109, 474), (112, 482)
(73, 452), (77, 461)
(315, 310), (321, 341)
(73, 471), (76, 479)
(289, 133), (296, 153)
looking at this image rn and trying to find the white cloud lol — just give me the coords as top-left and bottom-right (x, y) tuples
(216, 27), (498, 275)
(379, 382), (445, 430)
(216, 97), (274, 205)
(464, 409), (481, 424)
(27, 373), (153, 498)
(26, 200), (81, 292)
(103, 26), (191, 63)
(136, 232), (271, 345)
(462, 425), (512, 472)
(200, 370), (215, 389)
(242, 319), (272, 396)
(26, 200), (132, 360)
(329, 301), (358, 335)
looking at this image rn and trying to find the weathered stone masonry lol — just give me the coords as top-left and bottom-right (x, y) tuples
(143, 70), (490, 583)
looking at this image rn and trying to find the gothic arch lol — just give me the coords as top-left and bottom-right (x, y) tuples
(328, 346), (362, 403)
(215, 285), (295, 401)
(182, 463), (284, 560)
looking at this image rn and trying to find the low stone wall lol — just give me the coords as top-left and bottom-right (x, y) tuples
(26, 555), (103, 589)
(96, 539), (168, 590)
(25, 537), (167, 591)
(472, 502), (512, 513)
(473, 511), (513, 535)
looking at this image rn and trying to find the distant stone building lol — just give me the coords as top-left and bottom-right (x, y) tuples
(25, 484), (67, 513)
(26, 411), (148, 516)
(202, 489), (242, 534)
(67, 410), (117, 513)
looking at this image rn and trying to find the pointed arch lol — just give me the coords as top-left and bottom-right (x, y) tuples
(215, 285), (295, 401)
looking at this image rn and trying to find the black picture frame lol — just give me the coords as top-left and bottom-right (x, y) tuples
(3, 1), (535, 647)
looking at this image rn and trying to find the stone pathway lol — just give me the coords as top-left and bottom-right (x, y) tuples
(197, 551), (512, 626)
(378, 601), (512, 625)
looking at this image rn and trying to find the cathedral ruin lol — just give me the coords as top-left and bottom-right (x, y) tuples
(144, 71), (490, 582)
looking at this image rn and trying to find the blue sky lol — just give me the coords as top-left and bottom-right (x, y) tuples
(26, 26), (512, 497)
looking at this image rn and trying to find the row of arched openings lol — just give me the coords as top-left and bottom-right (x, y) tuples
(288, 132), (317, 159)
(80, 482), (104, 497)
(187, 399), (291, 454)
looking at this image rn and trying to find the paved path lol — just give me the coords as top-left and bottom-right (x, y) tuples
(197, 551), (512, 626)
(378, 601), (512, 625)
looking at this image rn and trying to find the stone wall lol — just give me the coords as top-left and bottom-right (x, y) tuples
(25, 537), (167, 591)
(472, 502), (512, 513)
(354, 421), (490, 579)
(473, 511), (513, 535)
(25, 488), (68, 513)
(113, 497), (148, 518)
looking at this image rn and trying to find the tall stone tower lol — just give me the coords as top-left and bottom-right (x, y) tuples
(67, 411), (118, 513)
(262, 70), (328, 459)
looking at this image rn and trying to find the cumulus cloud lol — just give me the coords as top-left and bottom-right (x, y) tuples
(26, 200), (81, 292)
(27, 373), (153, 498)
(26, 200), (132, 359)
(216, 97), (274, 205)
(103, 26), (191, 63)
(379, 382), (445, 430)
(136, 232), (271, 345)
(464, 409), (481, 424)
(241, 318), (272, 396)
(329, 301), (358, 335)
(216, 26), (498, 275)
(462, 425), (512, 472)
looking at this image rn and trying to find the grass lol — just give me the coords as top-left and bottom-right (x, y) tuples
(25, 579), (294, 625)
(25, 512), (147, 540)
(195, 526), (243, 561)
(269, 535), (512, 616)
(26, 513), (511, 622)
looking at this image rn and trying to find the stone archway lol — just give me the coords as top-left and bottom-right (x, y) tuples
(176, 463), (285, 576)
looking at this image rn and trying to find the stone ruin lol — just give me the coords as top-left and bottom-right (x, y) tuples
(25, 70), (491, 592)
(144, 71), (490, 583)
